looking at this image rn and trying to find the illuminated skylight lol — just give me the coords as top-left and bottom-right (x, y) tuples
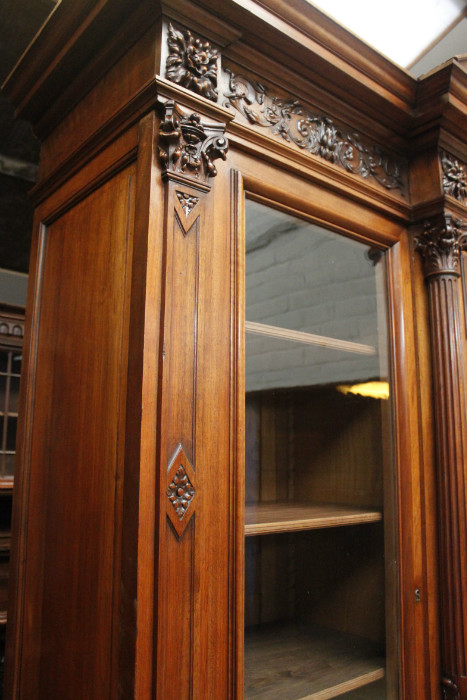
(308, 0), (466, 68)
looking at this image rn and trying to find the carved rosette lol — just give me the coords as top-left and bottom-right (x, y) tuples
(159, 100), (228, 184)
(167, 466), (195, 518)
(166, 23), (218, 101)
(166, 444), (196, 537)
(415, 215), (467, 278)
(441, 151), (467, 204)
(224, 71), (405, 193)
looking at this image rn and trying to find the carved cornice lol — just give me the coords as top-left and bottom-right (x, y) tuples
(415, 214), (467, 278)
(224, 71), (406, 193)
(441, 151), (467, 205)
(166, 23), (219, 102)
(158, 100), (229, 184)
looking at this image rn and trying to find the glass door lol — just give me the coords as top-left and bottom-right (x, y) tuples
(244, 199), (397, 700)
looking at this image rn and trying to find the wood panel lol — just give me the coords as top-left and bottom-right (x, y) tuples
(8, 165), (135, 699)
(155, 139), (233, 698)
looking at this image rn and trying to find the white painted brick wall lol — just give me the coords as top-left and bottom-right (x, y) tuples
(245, 200), (387, 391)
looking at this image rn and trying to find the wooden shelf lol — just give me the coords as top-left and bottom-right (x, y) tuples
(245, 503), (382, 536)
(245, 621), (384, 700)
(245, 321), (376, 356)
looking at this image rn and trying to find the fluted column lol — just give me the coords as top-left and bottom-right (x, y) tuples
(416, 214), (467, 700)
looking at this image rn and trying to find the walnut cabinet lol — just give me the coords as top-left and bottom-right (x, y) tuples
(2, 1), (467, 699)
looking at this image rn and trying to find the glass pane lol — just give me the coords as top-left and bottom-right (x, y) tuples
(3, 453), (15, 478)
(244, 199), (397, 700)
(8, 375), (20, 414)
(6, 416), (17, 451)
(0, 376), (5, 413)
(0, 351), (8, 375)
(11, 353), (22, 376)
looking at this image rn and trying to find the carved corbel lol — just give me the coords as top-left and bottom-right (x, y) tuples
(415, 213), (467, 700)
(158, 99), (228, 187)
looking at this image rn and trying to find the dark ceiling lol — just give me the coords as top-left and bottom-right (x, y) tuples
(0, 0), (56, 274)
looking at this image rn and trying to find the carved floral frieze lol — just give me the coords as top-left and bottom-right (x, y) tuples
(441, 151), (467, 204)
(166, 23), (218, 102)
(159, 100), (229, 183)
(415, 214), (467, 278)
(224, 71), (406, 193)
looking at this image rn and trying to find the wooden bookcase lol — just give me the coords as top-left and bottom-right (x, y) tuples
(2, 1), (467, 699)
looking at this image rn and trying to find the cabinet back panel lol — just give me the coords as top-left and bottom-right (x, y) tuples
(19, 167), (135, 699)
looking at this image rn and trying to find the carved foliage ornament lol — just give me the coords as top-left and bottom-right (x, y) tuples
(441, 151), (467, 204)
(415, 214), (467, 278)
(159, 100), (228, 182)
(166, 23), (218, 102)
(176, 191), (200, 216)
(224, 71), (405, 193)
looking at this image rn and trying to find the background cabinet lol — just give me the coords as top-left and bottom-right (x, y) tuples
(0, 303), (24, 697)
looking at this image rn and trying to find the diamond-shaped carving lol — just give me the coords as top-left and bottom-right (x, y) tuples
(176, 191), (200, 217)
(167, 465), (195, 518)
(166, 444), (196, 537)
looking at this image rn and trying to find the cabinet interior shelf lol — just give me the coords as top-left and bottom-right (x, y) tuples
(245, 502), (382, 536)
(245, 621), (384, 700)
(245, 320), (376, 356)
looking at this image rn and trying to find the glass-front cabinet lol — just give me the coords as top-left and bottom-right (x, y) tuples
(243, 200), (397, 700)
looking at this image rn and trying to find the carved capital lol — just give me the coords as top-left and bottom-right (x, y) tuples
(158, 100), (228, 184)
(166, 23), (218, 102)
(441, 151), (467, 204)
(415, 214), (467, 279)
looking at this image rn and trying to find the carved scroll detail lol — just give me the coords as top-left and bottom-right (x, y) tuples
(166, 23), (218, 101)
(441, 151), (467, 204)
(415, 214), (467, 278)
(224, 71), (405, 193)
(159, 100), (228, 183)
